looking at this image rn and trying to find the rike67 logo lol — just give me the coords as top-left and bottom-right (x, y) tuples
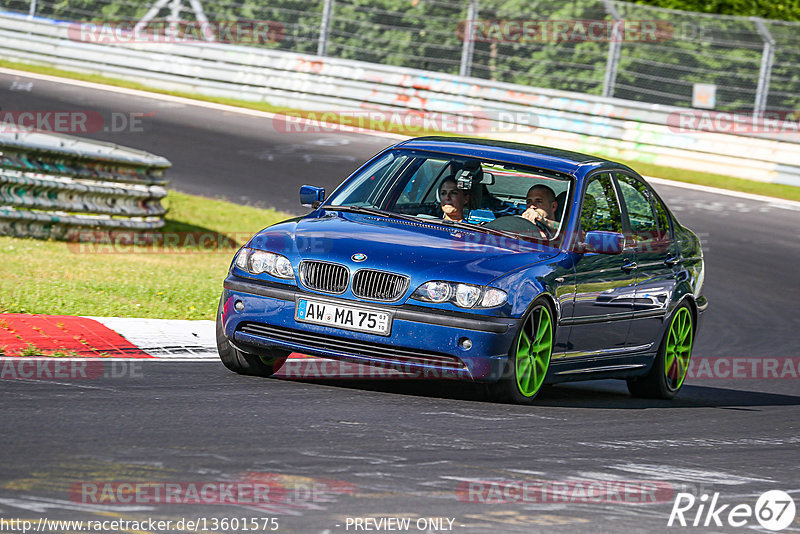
(669, 490), (796, 531)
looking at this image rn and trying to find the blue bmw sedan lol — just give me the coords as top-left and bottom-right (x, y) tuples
(217, 136), (707, 404)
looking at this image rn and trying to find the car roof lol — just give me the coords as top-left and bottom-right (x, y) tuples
(395, 136), (636, 177)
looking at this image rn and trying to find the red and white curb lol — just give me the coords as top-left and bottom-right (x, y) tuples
(89, 317), (217, 359)
(0, 314), (216, 360)
(0, 314), (409, 379)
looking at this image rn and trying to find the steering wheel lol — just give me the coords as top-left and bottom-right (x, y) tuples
(532, 216), (554, 239)
(483, 215), (553, 239)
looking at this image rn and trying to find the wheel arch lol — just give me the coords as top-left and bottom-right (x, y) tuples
(672, 293), (698, 332)
(524, 292), (559, 337)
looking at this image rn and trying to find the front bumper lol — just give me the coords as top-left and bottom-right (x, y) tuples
(220, 276), (520, 381)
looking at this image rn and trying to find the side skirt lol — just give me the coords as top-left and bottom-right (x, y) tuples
(546, 352), (656, 384)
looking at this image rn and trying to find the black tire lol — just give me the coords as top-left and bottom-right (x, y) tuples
(216, 296), (289, 377)
(488, 298), (554, 405)
(627, 302), (695, 399)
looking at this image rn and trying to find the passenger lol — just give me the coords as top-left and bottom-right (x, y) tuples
(521, 184), (560, 235)
(440, 177), (471, 222)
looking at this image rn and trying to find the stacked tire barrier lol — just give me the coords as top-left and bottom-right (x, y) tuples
(0, 12), (799, 187)
(0, 130), (169, 239)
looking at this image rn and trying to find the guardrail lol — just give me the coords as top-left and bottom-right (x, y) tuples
(0, 129), (169, 239)
(1, 11), (799, 187)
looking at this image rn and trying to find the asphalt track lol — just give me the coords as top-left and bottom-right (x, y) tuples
(1, 70), (799, 533)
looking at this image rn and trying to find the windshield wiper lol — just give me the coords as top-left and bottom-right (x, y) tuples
(328, 205), (423, 223)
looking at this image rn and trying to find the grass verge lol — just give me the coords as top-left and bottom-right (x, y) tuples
(3, 59), (799, 202)
(0, 191), (291, 320)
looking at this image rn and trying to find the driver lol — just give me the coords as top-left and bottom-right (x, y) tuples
(439, 177), (470, 222)
(521, 184), (559, 235)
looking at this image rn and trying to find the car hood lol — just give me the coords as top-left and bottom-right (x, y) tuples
(248, 211), (559, 286)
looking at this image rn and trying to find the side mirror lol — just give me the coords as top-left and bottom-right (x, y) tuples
(480, 172), (495, 185)
(300, 185), (325, 208)
(583, 231), (624, 254)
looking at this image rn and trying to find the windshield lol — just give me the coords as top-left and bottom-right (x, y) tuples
(328, 149), (572, 242)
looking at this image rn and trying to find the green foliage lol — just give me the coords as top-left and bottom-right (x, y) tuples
(21, 0), (800, 109)
(19, 344), (43, 357)
(48, 350), (82, 357)
(632, 0), (800, 21)
(3, 0), (799, 109)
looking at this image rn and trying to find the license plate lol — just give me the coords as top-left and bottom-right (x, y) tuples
(295, 298), (392, 335)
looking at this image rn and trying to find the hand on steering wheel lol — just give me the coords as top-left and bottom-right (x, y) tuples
(502, 215), (553, 239)
(482, 214), (554, 239)
(532, 217), (554, 239)
(519, 208), (554, 239)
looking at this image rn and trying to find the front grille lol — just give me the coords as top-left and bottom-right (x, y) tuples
(299, 260), (349, 294)
(237, 323), (466, 370)
(352, 269), (409, 301)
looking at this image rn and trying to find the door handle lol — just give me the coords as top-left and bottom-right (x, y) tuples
(664, 256), (680, 267)
(621, 261), (638, 273)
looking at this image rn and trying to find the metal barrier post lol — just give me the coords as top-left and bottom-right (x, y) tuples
(601, 0), (622, 99)
(28, 0), (36, 18)
(752, 17), (775, 116)
(317, 0), (335, 57)
(459, 0), (478, 78)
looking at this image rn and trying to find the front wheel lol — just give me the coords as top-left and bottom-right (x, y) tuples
(627, 302), (694, 399)
(216, 296), (289, 377)
(488, 299), (554, 404)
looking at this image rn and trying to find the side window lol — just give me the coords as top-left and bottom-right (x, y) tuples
(651, 193), (672, 240)
(615, 173), (658, 241)
(581, 173), (623, 233)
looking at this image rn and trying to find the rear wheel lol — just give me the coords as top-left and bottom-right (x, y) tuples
(216, 297), (289, 377)
(627, 302), (694, 399)
(489, 299), (553, 404)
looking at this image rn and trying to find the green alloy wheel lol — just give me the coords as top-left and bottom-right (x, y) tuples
(490, 299), (553, 404)
(628, 302), (694, 399)
(664, 306), (693, 390)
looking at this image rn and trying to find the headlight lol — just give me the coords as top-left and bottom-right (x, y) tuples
(455, 284), (482, 308)
(234, 248), (294, 279)
(249, 250), (276, 274)
(412, 281), (507, 309)
(480, 288), (508, 308)
(274, 256), (294, 278)
(418, 281), (452, 303)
